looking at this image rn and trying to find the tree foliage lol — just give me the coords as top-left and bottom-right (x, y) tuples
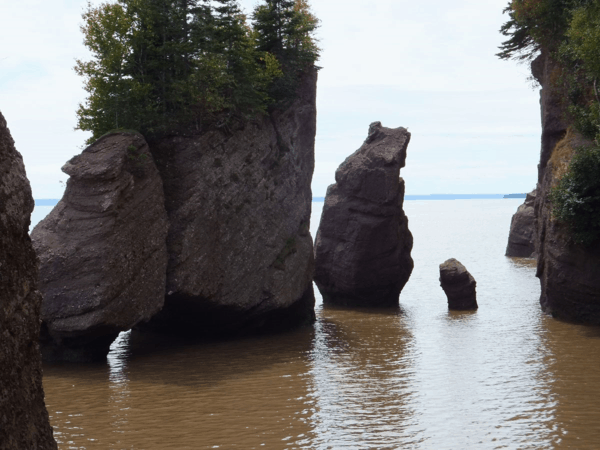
(498, 0), (600, 243)
(75, 0), (319, 142)
(550, 145), (600, 245)
(498, 0), (600, 140)
(252, 0), (320, 105)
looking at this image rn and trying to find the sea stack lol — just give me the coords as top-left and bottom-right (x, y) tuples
(141, 70), (318, 335)
(32, 132), (169, 362)
(313, 122), (414, 307)
(505, 189), (537, 257)
(0, 110), (57, 448)
(439, 259), (478, 310)
(531, 52), (600, 324)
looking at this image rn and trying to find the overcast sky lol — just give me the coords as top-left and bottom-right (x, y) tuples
(0, 0), (540, 198)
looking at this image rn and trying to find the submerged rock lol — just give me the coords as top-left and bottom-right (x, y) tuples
(0, 111), (56, 448)
(439, 259), (478, 310)
(32, 132), (169, 361)
(313, 122), (414, 307)
(531, 52), (600, 324)
(505, 189), (537, 258)
(141, 70), (318, 335)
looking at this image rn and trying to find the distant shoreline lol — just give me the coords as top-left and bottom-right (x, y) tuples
(311, 194), (526, 202)
(36, 194), (527, 207)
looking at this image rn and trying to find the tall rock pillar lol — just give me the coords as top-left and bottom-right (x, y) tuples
(314, 122), (414, 307)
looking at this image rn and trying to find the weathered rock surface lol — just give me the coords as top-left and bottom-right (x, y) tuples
(532, 51), (600, 324)
(142, 70), (318, 335)
(0, 111), (56, 448)
(439, 258), (478, 310)
(505, 189), (537, 257)
(313, 122), (414, 307)
(32, 132), (169, 361)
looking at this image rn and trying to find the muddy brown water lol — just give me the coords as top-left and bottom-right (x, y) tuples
(42, 200), (600, 449)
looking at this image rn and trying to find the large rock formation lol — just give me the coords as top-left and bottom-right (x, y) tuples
(439, 258), (478, 310)
(0, 111), (56, 448)
(505, 189), (537, 257)
(32, 132), (169, 361)
(141, 70), (318, 335)
(532, 52), (600, 324)
(313, 122), (414, 307)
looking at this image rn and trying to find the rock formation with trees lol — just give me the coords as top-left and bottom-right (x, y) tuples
(499, 0), (600, 323)
(32, 0), (320, 359)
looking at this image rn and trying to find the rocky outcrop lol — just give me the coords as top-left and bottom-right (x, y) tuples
(141, 70), (318, 335)
(0, 111), (56, 448)
(313, 122), (414, 307)
(32, 132), (169, 361)
(439, 259), (478, 310)
(532, 52), (600, 324)
(505, 189), (537, 257)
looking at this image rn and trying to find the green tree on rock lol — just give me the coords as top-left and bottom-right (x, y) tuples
(252, 0), (320, 105)
(75, 0), (319, 143)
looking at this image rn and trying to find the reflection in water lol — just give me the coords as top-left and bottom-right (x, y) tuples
(42, 200), (600, 448)
(307, 306), (419, 448)
(537, 317), (600, 449)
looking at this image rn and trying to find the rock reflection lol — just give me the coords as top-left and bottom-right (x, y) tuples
(107, 332), (131, 442)
(42, 200), (600, 449)
(46, 326), (318, 449)
(536, 316), (600, 449)
(306, 305), (420, 448)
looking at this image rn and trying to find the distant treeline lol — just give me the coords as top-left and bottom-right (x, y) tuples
(76, 0), (320, 143)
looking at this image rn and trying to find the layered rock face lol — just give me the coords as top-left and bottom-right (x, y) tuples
(505, 189), (537, 257)
(313, 122), (414, 307)
(142, 70), (318, 335)
(0, 111), (56, 448)
(439, 259), (478, 310)
(32, 132), (169, 361)
(532, 52), (600, 324)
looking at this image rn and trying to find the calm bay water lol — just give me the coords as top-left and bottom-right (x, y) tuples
(40, 199), (600, 449)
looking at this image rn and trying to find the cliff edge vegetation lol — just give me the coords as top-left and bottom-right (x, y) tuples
(499, 0), (600, 246)
(499, 0), (600, 324)
(75, 0), (320, 143)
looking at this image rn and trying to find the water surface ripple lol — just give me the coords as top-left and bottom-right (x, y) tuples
(43, 200), (600, 449)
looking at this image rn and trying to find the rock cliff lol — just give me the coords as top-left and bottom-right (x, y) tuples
(0, 111), (56, 448)
(532, 52), (600, 323)
(313, 122), (414, 307)
(32, 132), (169, 361)
(142, 70), (318, 335)
(505, 189), (537, 257)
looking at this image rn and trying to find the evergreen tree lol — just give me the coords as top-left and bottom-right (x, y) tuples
(75, 0), (318, 142)
(252, 0), (319, 105)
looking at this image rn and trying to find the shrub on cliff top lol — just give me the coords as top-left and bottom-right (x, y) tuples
(550, 145), (600, 245)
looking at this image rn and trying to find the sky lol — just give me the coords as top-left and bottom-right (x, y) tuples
(0, 0), (541, 198)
